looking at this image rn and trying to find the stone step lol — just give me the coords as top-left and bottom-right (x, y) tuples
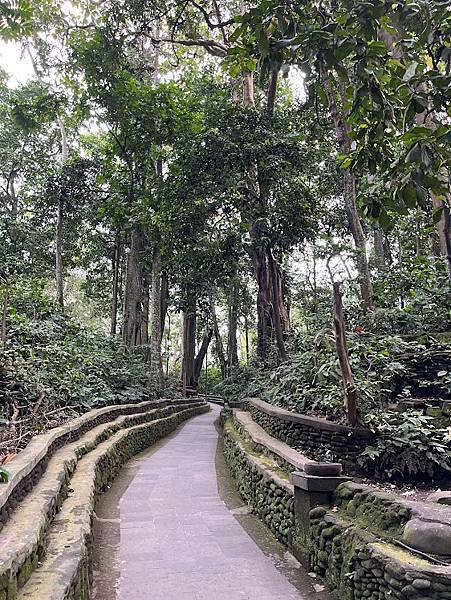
(0, 400), (206, 599)
(17, 404), (209, 600)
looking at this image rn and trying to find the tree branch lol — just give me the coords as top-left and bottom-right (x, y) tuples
(151, 36), (228, 57)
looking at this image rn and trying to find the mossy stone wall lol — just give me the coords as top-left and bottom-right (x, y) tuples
(223, 424), (295, 548)
(249, 404), (372, 473)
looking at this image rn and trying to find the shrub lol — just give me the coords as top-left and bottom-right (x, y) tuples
(359, 411), (451, 479)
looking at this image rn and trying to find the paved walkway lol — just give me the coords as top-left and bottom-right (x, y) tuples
(92, 405), (326, 600)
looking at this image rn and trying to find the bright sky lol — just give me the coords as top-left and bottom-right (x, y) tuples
(0, 40), (34, 86)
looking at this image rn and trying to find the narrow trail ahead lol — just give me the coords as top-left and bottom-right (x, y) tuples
(92, 404), (330, 600)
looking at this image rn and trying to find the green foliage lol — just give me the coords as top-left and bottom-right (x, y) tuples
(359, 411), (451, 479)
(215, 331), (422, 424)
(0, 279), (152, 416)
(0, 466), (8, 482)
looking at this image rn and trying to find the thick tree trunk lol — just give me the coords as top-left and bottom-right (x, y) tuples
(122, 224), (145, 349)
(1, 283), (8, 344)
(193, 329), (213, 388)
(110, 231), (121, 335)
(149, 244), (164, 389)
(181, 296), (196, 393)
(333, 282), (358, 426)
(268, 249), (287, 361)
(209, 291), (228, 379)
(266, 64), (279, 117)
(227, 282), (239, 374)
(245, 316), (250, 365)
(323, 75), (374, 309)
(246, 226), (287, 363)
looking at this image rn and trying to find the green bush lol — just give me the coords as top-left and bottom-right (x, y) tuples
(214, 330), (425, 424)
(0, 279), (153, 423)
(359, 411), (451, 479)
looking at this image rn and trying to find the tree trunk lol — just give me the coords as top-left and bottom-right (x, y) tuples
(243, 71), (255, 107)
(246, 226), (287, 363)
(122, 224), (145, 349)
(268, 249), (287, 361)
(374, 225), (386, 272)
(142, 276), (150, 346)
(193, 329), (213, 388)
(227, 282), (239, 374)
(181, 296), (196, 393)
(432, 194), (451, 282)
(1, 283), (8, 344)
(322, 74), (374, 309)
(209, 291), (228, 379)
(110, 231), (121, 335)
(266, 63), (279, 117)
(55, 195), (64, 307)
(245, 316), (250, 365)
(149, 244), (164, 390)
(160, 270), (169, 342)
(332, 282), (358, 426)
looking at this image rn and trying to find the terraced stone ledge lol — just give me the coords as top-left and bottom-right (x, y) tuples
(0, 398), (186, 526)
(0, 399), (208, 600)
(16, 404), (208, 600)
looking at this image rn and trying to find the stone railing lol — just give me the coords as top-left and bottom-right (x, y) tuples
(0, 398), (209, 600)
(247, 398), (374, 473)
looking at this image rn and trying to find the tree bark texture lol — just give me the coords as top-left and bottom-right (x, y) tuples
(181, 296), (196, 393)
(373, 225), (386, 272)
(193, 328), (213, 388)
(322, 75), (374, 309)
(227, 282), (239, 374)
(209, 291), (228, 380)
(246, 223), (287, 363)
(142, 276), (150, 346)
(122, 224), (145, 349)
(332, 282), (358, 426)
(55, 195), (64, 307)
(149, 244), (164, 389)
(160, 270), (169, 342)
(110, 231), (121, 336)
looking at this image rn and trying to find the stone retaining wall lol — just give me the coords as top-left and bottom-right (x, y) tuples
(222, 421), (295, 548)
(248, 399), (373, 473)
(309, 506), (451, 600)
(221, 411), (451, 600)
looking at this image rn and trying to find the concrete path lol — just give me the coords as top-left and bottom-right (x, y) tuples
(92, 405), (330, 600)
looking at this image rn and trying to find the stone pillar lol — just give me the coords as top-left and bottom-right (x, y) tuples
(291, 470), (349, 566)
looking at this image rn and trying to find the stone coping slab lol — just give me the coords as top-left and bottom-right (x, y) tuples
(0, 398), (196, 525)
(17, 404), (209, 600)
(233, 409), (343, 476)
(248, 398), (373, 437)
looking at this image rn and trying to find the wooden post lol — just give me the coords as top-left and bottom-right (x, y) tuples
(332, 282), (358, 426)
